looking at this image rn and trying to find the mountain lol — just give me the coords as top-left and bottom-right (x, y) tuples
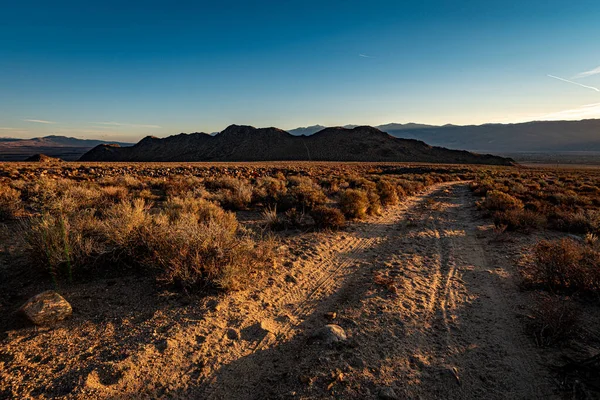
(288, 123), (437, 136)
(288, 125), (328, 136)
(377, 123), (437, 131)
(80, 125), (513, 165)
(0, 136), (133, 161)
(287, 119), (600, 153)
(382, 119), (600, 152)
(24, 154), (63, 163)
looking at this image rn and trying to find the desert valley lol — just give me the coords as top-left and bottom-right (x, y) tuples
(3, 1), (600, 398)
(1, 154), (600, 398)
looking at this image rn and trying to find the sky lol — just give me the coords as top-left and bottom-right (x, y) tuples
(1, 0), (600, 142)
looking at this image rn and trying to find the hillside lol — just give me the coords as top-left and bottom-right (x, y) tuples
(0, 136), (133, 161)
(80, 125), (513, 165)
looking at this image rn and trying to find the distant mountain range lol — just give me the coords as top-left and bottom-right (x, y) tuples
(0, 136), (133, 161)
(3, 119), (600, 162)
(80, 125), (513, 165)
(290, 119), (600, 153)
(288, 123), (437, 136)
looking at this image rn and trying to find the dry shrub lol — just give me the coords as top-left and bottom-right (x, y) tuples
(283, 208), (307, 228)
(138, 212), (274, 290)
(398, 179), (424, 196)
(287, 176), (327, 210)
(21, 177), (66, 212)
(156, 176), (204, 197)
(0, 185), (23, 220)
(482, 190), (523, 212)
(524, 238), (600, 293)
(493, 209), (546, 232)
(24, 198), (274, 290)
(339, 189), (369, 219)
(206, 177), (253, 210)
(377, 180), (399, 206)
(100, 185), (130, 205)
(526, 294), (580, 347)
(310, 206), (346, 230)
(261, 206), (286, 231)
(99, 175), (145, 190)
(367, 190), (382, 216)
(549, 210), (599, 234)
(25, 210), (104, 282)
(253, 177), (287, 205)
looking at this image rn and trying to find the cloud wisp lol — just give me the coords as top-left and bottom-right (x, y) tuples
(23, 119), (56, 124)
(92, 121), (161, 129)
(359, 54), (374, 58)
(572, 66), (600, 80)
(547, 74), (599, 92)
(537, 102), (600, 121)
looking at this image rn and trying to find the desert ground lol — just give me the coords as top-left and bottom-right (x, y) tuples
(1, 162), (599, 399)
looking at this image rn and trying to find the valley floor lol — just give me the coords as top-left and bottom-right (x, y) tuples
(0, 183), (575, 398)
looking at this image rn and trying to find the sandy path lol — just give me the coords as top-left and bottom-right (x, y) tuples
(5, 182), (555, 399)
(183, 183), (555, 399)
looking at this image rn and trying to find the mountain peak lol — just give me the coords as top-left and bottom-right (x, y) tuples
(80, 124), (513, 165)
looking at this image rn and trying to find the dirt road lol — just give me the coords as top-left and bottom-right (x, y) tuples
(1, 183), (557, 399)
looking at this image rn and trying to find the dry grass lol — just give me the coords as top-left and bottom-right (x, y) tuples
(24, 196), (274, 290)
(205, 177), (253, 210)
(526, 294), (580, 347)
(0, 185), (22, 220)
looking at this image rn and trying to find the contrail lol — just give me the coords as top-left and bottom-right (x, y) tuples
(359, 54), (373, 58)
(547, 74), (599, 92)
(572, 66), (600, 79)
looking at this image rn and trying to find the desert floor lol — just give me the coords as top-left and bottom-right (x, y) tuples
(2, 182), (597, 399)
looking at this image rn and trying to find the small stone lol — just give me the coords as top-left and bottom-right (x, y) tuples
(19, 291), (72, 326)
(314, 324), (347, 345)
(377, 386), (399, 400)
(325, 312), (337, 320)
(226, 328), (240, 340)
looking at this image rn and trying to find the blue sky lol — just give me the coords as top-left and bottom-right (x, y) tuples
(1, 0), (600, 141)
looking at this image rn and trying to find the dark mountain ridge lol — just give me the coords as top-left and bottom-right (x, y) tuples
(80, 125), (513, 165)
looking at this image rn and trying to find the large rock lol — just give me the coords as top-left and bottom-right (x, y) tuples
(314, 324), (347, 345)
(19, 291), (72, 326)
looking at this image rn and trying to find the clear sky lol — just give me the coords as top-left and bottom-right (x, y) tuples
(1, 0), (600, 141)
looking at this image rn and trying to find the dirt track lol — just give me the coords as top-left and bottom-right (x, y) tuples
(1, 183), (558, 399)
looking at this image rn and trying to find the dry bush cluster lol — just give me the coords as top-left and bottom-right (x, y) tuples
(472, 168), (600, 235)
(0, 163), (471, 291)
(526, 294), (580, 347)
(522, 238), (600, 294)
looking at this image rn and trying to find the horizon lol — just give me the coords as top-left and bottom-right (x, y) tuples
(2, 117), (600, 142)
(2, 1), (600, 142)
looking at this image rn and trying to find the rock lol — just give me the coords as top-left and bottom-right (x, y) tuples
(226, 328), (240, 340)
(19, 291), (72, 326)
(314, 324), (347, 345)
(377, 386), (399, 400)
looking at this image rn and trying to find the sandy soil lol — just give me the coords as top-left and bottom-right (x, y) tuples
(1, 183), (565, 398)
